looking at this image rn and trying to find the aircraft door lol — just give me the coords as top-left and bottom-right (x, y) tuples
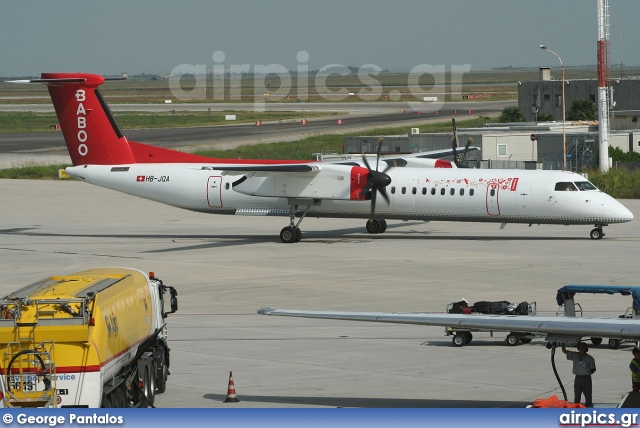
(207, 176), (223, 208)
(485, 184), (500, 216)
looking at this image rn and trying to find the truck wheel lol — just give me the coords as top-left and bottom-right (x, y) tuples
(609, 339), (620, 349)
(520, 338), (532, 344)
(137, 368), (150, 408)
(591, 337), (603, 346)
(506, 334), (520, 346)
(101, 394), (112, 408)
(156, 353), (168, 394)
(145, 365), (155, 406)
(452, 334), (465, 347)
(115, 387), (126, 408)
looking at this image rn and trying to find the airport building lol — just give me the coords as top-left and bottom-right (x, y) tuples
(517, 67), (640, 130)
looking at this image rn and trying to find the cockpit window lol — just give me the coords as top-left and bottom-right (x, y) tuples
(555, 182), (577, 191)
(574, 181), (598, 191)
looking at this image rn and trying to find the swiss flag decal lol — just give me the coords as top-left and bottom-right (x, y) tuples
(136, 175), (145, 182)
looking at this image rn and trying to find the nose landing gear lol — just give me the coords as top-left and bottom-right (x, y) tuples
(590, 225), (605, 240)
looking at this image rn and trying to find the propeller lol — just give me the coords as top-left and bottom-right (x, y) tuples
(451, 118), (473, 168)
(359, 138), (392, 217)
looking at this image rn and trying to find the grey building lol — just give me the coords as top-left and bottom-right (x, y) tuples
(518, 68), (640, 129)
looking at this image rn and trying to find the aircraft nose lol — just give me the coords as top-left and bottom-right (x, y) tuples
(611, 199), (634, 222)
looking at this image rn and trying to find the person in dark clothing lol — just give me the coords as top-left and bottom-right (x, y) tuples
(562, 342), (596, 407)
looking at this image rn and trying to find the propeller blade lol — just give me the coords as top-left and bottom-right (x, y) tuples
(375, 137), (384, 172)
(370, 188), (377, 217)
(358, 181), (374, 198)
(378, 187), (390, 206)
(361, 154), (372, 171)
(451, 118), (462, 168)
(459, 137), (473, 168)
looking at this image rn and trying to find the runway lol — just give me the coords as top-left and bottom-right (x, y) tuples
(0, 100), (512, 159)
(2, 179), (637, 408)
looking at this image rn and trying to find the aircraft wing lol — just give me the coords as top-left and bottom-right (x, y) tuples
(219, 164), (320, 175)
(257, 308), (640, 342)
(393, 146), (479, 159)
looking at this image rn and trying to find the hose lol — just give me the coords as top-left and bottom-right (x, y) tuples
(550, 345), (568, 401)
(6, 349), (51, 392)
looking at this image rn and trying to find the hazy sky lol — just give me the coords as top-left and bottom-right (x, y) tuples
(2, 0), (639, 77)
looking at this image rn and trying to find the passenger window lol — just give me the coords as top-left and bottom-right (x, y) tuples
(460, 189), (464, 196)
(391, 186), (395, 194)
(402, 187), (406, 194)
(431, 188), (436, 195)
(422, 187), (427, 195)
(450, 188), (455, 196)
(412, 187), (417, 195)
(555, 182), (577, 191)
(470, 189), (474, 196)
(225, 183), (230, 190)
(440, 188), (445, 195)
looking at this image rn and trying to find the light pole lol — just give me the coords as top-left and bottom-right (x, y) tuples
(540, 45), (566, 170)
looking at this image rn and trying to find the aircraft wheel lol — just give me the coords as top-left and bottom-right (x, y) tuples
(280, 226), (297, 243)
(452, 334), (466, 347)
(294, 227), (302, 242)
(379, 219), (387, 233)
(590, 228), (604, 240)
(366, 219), (383, 234)
(591, 337), (603, 346)
(506, 334), (520, 346)
(609, 338), (620, 349)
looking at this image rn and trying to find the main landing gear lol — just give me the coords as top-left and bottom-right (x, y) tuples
(590, 225), (605, 240)
(366, 218), (387, 234)
(280, 200), (315, 243)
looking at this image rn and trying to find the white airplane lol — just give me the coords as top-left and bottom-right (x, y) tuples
(11, 73), (633, 242)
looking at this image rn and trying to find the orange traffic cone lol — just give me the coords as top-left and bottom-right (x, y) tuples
(223, 371), (240, 403)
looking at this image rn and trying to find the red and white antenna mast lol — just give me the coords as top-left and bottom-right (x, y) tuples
(597, 0), (610, 172)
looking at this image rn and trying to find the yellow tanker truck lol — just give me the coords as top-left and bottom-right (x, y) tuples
(0, 268), (178, 408)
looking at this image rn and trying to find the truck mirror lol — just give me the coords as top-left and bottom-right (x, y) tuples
(163, 287), (178, 317)
(170, 295), (178, 314)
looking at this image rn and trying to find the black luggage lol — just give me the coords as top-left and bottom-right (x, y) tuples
(449, 300), (469, 314)
(472, 300), (511, 315)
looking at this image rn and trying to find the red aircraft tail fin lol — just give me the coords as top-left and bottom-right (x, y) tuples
(10, 73), (136, 166)
(42, 73), (136, 166)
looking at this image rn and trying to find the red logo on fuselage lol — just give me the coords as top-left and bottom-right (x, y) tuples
(136, 176), (145, 182)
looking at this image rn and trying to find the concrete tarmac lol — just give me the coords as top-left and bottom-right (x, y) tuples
(1, 179), (639, 408)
